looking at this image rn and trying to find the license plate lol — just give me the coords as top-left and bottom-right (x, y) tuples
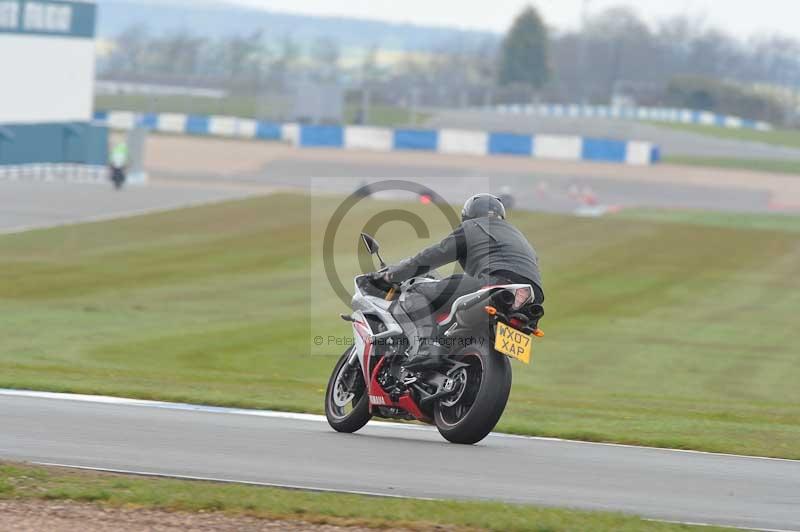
(494, 323), (532, 364)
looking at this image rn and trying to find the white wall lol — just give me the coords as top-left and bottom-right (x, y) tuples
(0, 34), (95, 123)
(344, 126), (393, 151)
(438, 129), (488, 156)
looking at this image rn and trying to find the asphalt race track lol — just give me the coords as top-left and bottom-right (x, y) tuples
(2, 391), (799, 531)
(144, 136), (800, 214)
(0, 179), (273, 234)
(151, 158), (776, 214)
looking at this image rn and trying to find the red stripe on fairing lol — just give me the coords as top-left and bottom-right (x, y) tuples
(368, 356), (429, 422)
(352, 319), (428, 421)
(368, 355), (385, 415)
(362, 341), (373, 391)
(353, 322), (372, 390)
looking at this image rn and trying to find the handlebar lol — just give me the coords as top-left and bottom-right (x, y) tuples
(369, 270), (400, 289)
(356, 271), (399, 298)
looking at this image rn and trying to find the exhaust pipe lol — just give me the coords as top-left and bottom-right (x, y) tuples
(493, 290), (514, 307)
(455, 291), (496, 328)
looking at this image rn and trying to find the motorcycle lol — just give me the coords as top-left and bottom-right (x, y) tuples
(324, 232), (545, 444)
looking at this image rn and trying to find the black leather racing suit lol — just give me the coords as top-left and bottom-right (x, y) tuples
(386, 216), (544, 357)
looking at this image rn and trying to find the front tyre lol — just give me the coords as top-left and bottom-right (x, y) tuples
(434, 341), (512, 445)
(325, 347), (371, 433)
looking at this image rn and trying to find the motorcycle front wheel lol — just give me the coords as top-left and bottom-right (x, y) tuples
(325, 347), (371, 433)
(433, 341), (512, 445)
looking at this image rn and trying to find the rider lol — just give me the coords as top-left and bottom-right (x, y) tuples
(382, 193), (544, 366)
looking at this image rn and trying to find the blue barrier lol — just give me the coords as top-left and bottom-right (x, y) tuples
(394, 129), (438, 151)
(256, 121), (282, 140)
(582, 138), (627, 162)
(488, 132), (533, 156)
(94, 111), (661, 165)
(138, 113), (158, 130)
(185, 115), (210, 135)
(650, 146), (661, 163)
(493, 104), (772, 131)
(300, 125), (344, 147)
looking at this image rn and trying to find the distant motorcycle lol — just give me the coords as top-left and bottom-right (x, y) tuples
(325, 233), (544, 444)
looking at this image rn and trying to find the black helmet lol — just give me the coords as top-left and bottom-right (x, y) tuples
(462, 193), (506, 222)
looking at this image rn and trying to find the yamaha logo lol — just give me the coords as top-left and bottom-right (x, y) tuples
(369, 395), (386, 406)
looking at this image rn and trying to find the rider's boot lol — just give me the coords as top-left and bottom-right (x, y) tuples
(402, 319), (447, 369)
(397, 292), (448, 369)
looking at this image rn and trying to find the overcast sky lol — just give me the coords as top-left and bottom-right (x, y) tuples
(229, 0), (799, 38)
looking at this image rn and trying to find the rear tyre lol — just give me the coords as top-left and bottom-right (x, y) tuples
(434, 341), (512, 445)
(325, 347), (371, 433)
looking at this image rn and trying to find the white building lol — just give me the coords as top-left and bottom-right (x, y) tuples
(0, 0), (105, 165)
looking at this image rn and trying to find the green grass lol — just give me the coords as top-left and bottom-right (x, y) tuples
(0, 462), (733, 531)
(95, 94), (264, 118)
(95, 94), (426, 127)
(615, 208), (800, 232)
(2, 194), (800, 458)
(664, 155), (800, 175)
(656, 122), (800, 175)
(654, 121), (800, 149)
(343, 104), (429, 127)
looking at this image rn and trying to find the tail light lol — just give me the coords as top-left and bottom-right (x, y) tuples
(512, 286), (532, 310)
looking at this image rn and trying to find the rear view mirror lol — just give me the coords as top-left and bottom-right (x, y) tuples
(360, 233), (386, 268)
(360, 233), (380, 255)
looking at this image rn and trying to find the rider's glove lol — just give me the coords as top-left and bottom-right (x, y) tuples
(369, 270), (394, 285)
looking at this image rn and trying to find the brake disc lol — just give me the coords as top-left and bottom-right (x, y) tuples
(440, 367), (468, 407)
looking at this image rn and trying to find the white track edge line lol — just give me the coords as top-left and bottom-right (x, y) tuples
(30, 462), (791, 532)
(3, 388), (798, 464)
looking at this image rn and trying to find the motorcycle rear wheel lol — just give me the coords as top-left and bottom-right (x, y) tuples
(325, 347), (371, 433)
(433, 341), (512, 445)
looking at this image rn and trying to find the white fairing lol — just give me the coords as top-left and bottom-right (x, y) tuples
(349, 276), (404, 385)
(351, 276), (403, 340)
(350, 312), (371, 382)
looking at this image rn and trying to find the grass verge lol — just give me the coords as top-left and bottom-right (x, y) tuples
(2, 194), (800, 458)
(614, 208), (800, 232)
(664, 155), (800, 176)
(95, 94), (428, 127)
(0, 462), (733, 531)
(653, 122), (800, 149)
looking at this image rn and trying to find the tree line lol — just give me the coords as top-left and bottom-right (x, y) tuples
(99, 5), (800, 124)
